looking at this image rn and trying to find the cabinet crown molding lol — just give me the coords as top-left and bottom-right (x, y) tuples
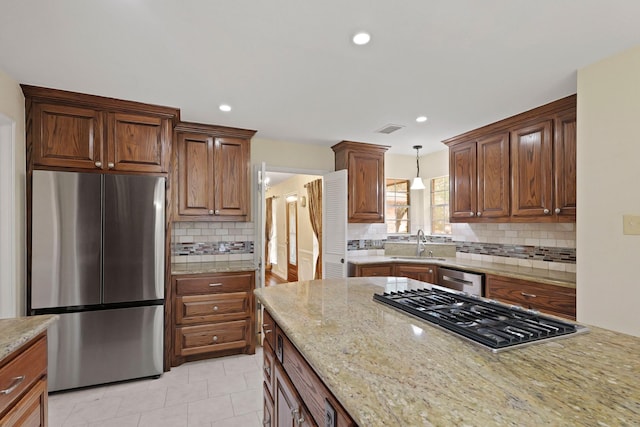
(443, 94), (576, 147)
(21, 84), (180, 122)
(331, 140), (390, 153)
(174, 121), (257, 139)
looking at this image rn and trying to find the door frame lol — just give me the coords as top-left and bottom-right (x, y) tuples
(286, 196), (298, 282)
(0, 114), (16, 317)
(255, 165), (329, 288)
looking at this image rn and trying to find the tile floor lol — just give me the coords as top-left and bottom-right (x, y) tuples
(48, 347), (264, 427)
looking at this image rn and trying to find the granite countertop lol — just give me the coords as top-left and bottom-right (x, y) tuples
(349, 255), (576, 288)
(0, 315), (58, 363)
(171, 260), (257, 275)
(255, 277), (639, 426)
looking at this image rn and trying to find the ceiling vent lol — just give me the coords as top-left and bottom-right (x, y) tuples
(376, 124), (405, 134)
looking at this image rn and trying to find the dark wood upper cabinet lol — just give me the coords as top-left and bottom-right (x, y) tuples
(107, 113), (170, 173)
(510, 120), (553, 217)
(332, 141), (389, 223)
(173, 122), (255, 221)
(31, 103), (104, 169)
(23, 85), (178, 174)
(449, 140), (477, 219)
(477, 133), (510, 218)
(443, 95), (576, 223)
(449, 133), (509, 220)
(554, 109), (577, 219)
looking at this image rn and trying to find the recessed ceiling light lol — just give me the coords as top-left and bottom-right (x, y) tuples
(352, 32), (371, 45)
(416, 116), (428, 123)
(219, 104), (232, 112)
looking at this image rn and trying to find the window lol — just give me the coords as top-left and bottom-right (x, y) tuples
(431, 176), (451, 235)
(386, 179), (410, 234)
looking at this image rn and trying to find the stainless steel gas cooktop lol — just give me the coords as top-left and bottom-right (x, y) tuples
(373, 288), (587, 352)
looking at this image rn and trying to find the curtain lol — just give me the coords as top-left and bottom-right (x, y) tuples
(306, 179), (323, 279)
(265, 197), (274, 270)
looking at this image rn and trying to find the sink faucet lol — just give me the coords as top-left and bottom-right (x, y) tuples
(416, 229), (426, 257)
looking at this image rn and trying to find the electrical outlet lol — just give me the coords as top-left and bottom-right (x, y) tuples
(623, 215), (640, 235)
(325, 399), (337, 427)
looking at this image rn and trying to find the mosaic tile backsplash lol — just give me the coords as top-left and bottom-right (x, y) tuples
(172, 221), (254, 263)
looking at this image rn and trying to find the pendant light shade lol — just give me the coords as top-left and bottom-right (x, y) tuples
(410, 145), (426, 190)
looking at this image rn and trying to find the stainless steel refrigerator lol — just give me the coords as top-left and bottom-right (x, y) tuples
(30, 170), (165, 392)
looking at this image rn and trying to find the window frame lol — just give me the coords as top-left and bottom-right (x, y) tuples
(385, 178), (411, 235)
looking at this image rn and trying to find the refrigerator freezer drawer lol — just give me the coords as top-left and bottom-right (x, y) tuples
(47, 306), (164, 392)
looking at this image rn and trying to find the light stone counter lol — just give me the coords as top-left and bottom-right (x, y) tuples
(171, 260), (257, 275)
(0, 315), (58, 362)
(255, 277), (639, 426)
(349, 255), (576, 288)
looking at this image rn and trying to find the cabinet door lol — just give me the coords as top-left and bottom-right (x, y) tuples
(107, 113), (169, 173)
(477, 133), (510, 218)
(348, 150), (385, 223)
(511, 121), (553, 217)
(214, 137), (249, 217)
(0, 378), (47, 427)
(357, 264), (393, 277)
(449, 141), (477, 220)
(274, 363), (314, 427)
(32, 103), (104, 170)
(264, 382), (275, 427)
(554, 109), (577, 219)
(395, 264), (437, 283)
(176, 132), (215, 217)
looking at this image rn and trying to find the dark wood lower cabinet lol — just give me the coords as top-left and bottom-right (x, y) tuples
(263, 310), (356, 427)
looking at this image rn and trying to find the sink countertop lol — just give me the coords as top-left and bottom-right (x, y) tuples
(349, 255), (576, 288)
(171, 260), (257, 275)
(0, 315), (58, 362)
(255, 277), (640, 426)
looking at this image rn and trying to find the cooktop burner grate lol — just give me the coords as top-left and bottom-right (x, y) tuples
(373, 288), (582, 351)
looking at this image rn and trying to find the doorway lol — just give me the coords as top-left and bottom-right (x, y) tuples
(286, 198), (298, 282)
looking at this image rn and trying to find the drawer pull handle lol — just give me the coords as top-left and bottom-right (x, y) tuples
(521, 292), (537, 298)
(263, 329), (272, 334)
(209, 283), (223, 287)
(264, 365), (271, 377)
(0, 375), (25, 395)
(212, 335), (218, 342)
(212, 306), (219, 311)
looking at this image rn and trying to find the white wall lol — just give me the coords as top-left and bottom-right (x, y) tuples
(0, 68), (25, 318)
(577, 44), (640, 337)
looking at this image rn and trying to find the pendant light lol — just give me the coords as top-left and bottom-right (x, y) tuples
(410, 145), (426, 190)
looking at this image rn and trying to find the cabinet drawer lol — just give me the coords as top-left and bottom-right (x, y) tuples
(174, 320), (250, 357)
(0, 337), (47, 418)
(0, 378), (46, 427)
(262, 309), (276, 351)
(175, 273), (253, 295)
(176, 292), (250, 325)
(358, 264), (393, 277)
(486, 275), (576, 320)
(263, 344), (275, 399)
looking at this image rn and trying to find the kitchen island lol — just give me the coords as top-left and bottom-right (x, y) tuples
(255, 277), (639, 426)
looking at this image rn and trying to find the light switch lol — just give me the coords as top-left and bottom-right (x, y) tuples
(623, 215), (640, 235)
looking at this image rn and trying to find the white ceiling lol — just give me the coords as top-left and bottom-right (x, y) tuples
(1, 1), (640, 155)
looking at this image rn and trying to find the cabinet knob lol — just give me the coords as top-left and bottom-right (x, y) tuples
(208, 210), (214, 215)
(212, 335), (218, 342)
(555, 208), (561, 214)
(95, 161), (102, 168)
(212, 306), (218, 312)
(214, 209), (220, 215)
(469, 212), (474, 217)
(107, 162), (115, 169)
(428, 269), (433, 273)
(477, 212), (482, 216)
(543, 209), (550, 215)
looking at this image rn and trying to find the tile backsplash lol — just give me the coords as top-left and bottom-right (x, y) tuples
(171, 222), (255, 263)
(346, 222), (577, 272)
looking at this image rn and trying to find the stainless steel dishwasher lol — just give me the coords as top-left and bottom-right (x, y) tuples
(437, 267), (484, 296)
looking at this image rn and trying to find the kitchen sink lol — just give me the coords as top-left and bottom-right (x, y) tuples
(389, 256), (447, 261)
